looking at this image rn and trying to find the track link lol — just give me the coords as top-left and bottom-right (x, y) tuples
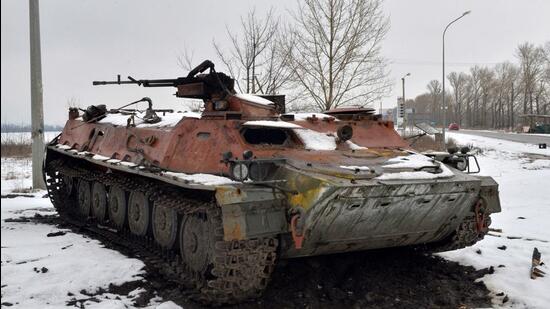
(45, 158), (278, 306)
(429, 216), (492, 252)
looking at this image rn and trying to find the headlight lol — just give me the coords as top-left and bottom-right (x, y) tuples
(230, 162), (249, 181)
(456, 158), (467, 171)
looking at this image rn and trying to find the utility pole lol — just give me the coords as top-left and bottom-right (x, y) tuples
(29, 0), (46, 189)
(442, 10), (471, 149)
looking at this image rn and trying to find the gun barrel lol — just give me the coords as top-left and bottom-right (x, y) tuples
(92, 77), (180, 87)
(92, 80), (138, 86)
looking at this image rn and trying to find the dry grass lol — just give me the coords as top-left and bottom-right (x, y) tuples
(1, 135), (32, 157)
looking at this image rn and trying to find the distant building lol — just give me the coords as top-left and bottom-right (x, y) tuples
(380, 97), (433, 128)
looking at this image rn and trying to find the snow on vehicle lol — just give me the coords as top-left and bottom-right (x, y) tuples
(44, 60), (501, 305)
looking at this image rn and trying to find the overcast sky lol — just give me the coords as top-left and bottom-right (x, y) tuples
(1, 0), (549, 125)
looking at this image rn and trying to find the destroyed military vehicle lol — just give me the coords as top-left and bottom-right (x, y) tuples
(44, 60), (501, 305)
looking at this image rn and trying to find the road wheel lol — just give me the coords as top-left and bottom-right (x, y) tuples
(76, 180), (91, 218)
(108, 186), (127, 228)
(91, 182), (107, 223)
(180, 213), (215, 273)
(63, 175), (74, 195)
(152, 204), (178, 249)
(128, 191), (150, 236)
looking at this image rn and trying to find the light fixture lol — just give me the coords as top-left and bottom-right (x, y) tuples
(231, 162), (249, 181)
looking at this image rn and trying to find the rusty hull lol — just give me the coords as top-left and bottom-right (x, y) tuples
(51, 93), (500, 258)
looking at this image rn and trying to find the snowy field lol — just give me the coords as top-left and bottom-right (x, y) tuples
(1, 131), (61, 144)
(441, 132), (550, 308)
(1, 131), (549, 308)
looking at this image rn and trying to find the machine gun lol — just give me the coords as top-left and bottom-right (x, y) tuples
(92, 60), (235, 100)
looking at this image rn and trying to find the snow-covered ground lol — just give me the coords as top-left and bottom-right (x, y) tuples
(440, 131), (550, 308)
(0, 158), (179, 308)
(1, 158), (33, 194)
(1, 131), (549, 308)
(1, 131), (61, 144)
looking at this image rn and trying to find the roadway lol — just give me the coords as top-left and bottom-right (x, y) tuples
(451, 129), (550, 145)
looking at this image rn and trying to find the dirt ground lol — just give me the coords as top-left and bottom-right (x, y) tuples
(24, 213), (493, 309)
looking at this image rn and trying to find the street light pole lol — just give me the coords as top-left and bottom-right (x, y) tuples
(401, 73), (410, 132)
(442, 10), (470, 149)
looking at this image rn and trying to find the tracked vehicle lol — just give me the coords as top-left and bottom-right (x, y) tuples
(44, 60), (501, 305)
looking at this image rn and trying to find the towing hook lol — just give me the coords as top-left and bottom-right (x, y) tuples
(290, 214), (305, 249)
(474, 199), (488, 234)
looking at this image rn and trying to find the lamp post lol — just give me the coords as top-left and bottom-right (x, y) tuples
(401, 73), (410, 132)
(442, 10), (470, 149)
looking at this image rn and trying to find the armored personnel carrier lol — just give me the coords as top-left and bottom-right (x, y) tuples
(44, 60), (500, 305)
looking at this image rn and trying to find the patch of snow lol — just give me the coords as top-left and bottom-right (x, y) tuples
(163, 171), (236, 186)
(98, 111), (200, 128)
(521, 159), (550, 170)
(56, 144), (72, 150)
(120, 161), (138, 167)
(293, 129), (337, 151)
(376, 163), (454, 180)
(234, 93), (275, 106)
(243, 120), (303, 129)
(290, 113), (337, 121)
(106, 159), (122, 164)
(139, 111), (200, 128)
(382, 154), (438, 170)
(346, 140), (368, 150)
(92, 154), (111, 161)
(77, 151), (91, 156)
(340, 165), (370, 171)
(155, 301), (183, 309)
(98, 113), (133, 126)
(1, 196), (146, 308)
(1, 158), (33, 194)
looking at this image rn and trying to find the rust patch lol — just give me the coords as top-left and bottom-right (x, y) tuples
(216, 186), (246, 205)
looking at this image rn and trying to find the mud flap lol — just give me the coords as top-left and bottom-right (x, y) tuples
(216, 186), (287, 241)
(477, 176), (501, 213)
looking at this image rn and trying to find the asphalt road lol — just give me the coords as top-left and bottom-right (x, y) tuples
(452, 129), (550, 145)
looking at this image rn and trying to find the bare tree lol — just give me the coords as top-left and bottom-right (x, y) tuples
(253, 36), (294, 95)
(213, 8), (281, 94)
(478, 67), (495, 127)
(427, 80), (441, 123)
(282, 0), (391, 111)
(447, 72), (467, 125)
(516, 42), (544, 114)
(177, 44), (195, 72)
(413, 41), (549, 130)
(540, 42), (550, 114)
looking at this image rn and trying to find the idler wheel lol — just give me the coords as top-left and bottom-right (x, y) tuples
(108, 186), (127, 228)
(76, 180), (91, 218)
(91, 182), (107, 223)
(180, 212), (215, 273)
(63, 175), (74, 195)
(128, 191), (150, 236)
(152, 204), (178, 249)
